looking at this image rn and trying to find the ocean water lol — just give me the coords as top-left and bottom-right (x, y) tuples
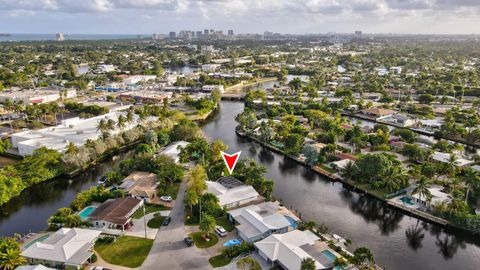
(0, 33), (141, 42)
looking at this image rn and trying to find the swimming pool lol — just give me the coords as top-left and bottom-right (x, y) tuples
(24, 234), (50, 249)
(79, 206), (97, 219)
(223, 239), (241, 247)
(284, 215), (298, 229)
(399, 196), (415, 206)
(321, 249), (338, 262)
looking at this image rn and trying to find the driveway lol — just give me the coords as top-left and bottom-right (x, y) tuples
(140, 182), (211, 270)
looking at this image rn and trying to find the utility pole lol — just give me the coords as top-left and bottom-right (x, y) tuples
(142, 203), (147, 239)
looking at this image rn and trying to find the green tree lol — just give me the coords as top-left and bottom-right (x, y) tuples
(187, 165), (208, 195)
(351, 247), (375, 268)
(412, 177), (432, 205)
(236, 257), (261, 270)
(199, 213), (216, 238)
(284, 133), (304, 155)
(185, 188), (199, 214)
(300, 257), (316, 270)
(462, 168), (480, 203)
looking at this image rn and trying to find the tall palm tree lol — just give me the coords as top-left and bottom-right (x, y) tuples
(185, 189), (199, 214)
(412, 177), (432, 206)
(462, 168), (480, 203)
(126, 109), (134, 124)
(65, 142), (79, 155)
(199, 214), (216, 238)
(446, 154), (459, 178)
(383, 166), (409, 193)
(117, 115), (127, 131)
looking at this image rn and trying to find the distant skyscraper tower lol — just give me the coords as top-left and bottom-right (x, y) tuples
(196, 31), (203, 38)
(169, 32), (176, 39)
(56, 33), (64, 41)
(228, 30), (234, 36)
(355, 30), (362, 36)
(204, 29), (209, 35)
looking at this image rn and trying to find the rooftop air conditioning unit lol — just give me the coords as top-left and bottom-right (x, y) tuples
(69, 125), (74, 128)
(76, 130), (84, 134)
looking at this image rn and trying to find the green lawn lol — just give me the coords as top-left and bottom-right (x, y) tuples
(189, 232), (219, 248)
(209, 254), (232, 268)
(158, 182), (181, 199)
(131, 203), (170, 219)
(147, 216), (166, 228)
(216, 216), (235, 232)
(95, 236), (153, 268)
(318, 164), (337, 174)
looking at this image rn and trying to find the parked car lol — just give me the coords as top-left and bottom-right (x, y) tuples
(184, 237), (194, 247)
(215, 226), (228, 237)
(89, 267), (111, 270)
(160, 196), (173, 202)
(162, 216), (171, 226)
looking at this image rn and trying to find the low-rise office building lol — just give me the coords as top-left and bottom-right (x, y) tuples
(0, 88), (76, 105)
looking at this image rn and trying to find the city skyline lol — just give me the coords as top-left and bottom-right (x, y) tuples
(1, 0), (480, 35)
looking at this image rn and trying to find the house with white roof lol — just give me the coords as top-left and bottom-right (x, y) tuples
(431, 151), (474, 167)
(16, 265), (55, 270)
(255, 230), (340, 270)
(11, 111), (151, 156)
(227, 201), (298, 243)
(408, 184), (451, 207)
(157, 141), (189, 163)
(206, 176), (262, 209)
(21, 228), (101, 270)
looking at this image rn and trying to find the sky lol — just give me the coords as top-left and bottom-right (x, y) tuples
(1, 0), (480, 35)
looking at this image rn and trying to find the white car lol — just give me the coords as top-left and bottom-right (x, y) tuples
(160, 196), (173, 202)
(215, 226), (228, 237)
(89, 267), (111, 270)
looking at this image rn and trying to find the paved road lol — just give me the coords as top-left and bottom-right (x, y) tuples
(141, 182), (211, 270)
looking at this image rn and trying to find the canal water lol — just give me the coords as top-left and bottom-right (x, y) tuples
(0, 151), (133, 236)
(201, 101), (480, 270)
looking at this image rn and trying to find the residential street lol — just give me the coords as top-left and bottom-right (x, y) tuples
(140, 182), (211, 270)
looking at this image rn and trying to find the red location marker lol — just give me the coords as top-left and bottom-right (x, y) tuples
(221, 151), (241, 175)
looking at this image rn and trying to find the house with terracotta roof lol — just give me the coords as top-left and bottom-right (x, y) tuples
(360, 107), (396, 120)
(88, 197), (143, 230)
(119, 171), (158, 202)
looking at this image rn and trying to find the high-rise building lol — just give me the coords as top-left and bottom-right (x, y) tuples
(355, 30), (362, 36)
(228, 30), (234, 36)
(169, 32), (176, 39)
(56, 33), (64, 41)
(152, 33), (165, 40)
(196, 31), (203, 38)
(204, 29), (209, 36)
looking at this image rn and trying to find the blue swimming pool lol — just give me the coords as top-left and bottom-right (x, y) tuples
(79, 206), (97, 219)
(24, 234), (50, 249)
(399, 196), (415, 205)
(321, 249), (338, 262)
(284, 215), (298, 229)
(223, 239), (241, 247)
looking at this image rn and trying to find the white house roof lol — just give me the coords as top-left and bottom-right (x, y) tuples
(432, 151), (474, 167)
(411, 184), (451, 205)
(254, 230), (325, 270)
(206, 180), (260, 207)
(235, 209), (291, 239)
(330, 159), (352, 170)
(16, 265), (55, 270)
(158, 141), (189, 163)
(21, 228), (101, 266)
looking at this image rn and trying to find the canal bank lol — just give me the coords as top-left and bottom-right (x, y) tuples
(201, 100), (480, 270)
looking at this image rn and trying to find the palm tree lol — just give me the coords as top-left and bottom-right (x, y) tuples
(0, 248), (26, 270)
(446, 154), (459, 178)
(185, 189), (199, 214)
(333, 257), (349, 270)
(340, 161), (357, 182)
(351, 247), (375, 268)
(300, 257), (316, 270)
(117, 115), (127, 131)
(126, 109), (134, 124)
(383, 166), (409, 193)
(65, 142), (79, 155)
(463, 168), (480, 203)
(412, 177), (432, 206)
(199, 213), (216, 239)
